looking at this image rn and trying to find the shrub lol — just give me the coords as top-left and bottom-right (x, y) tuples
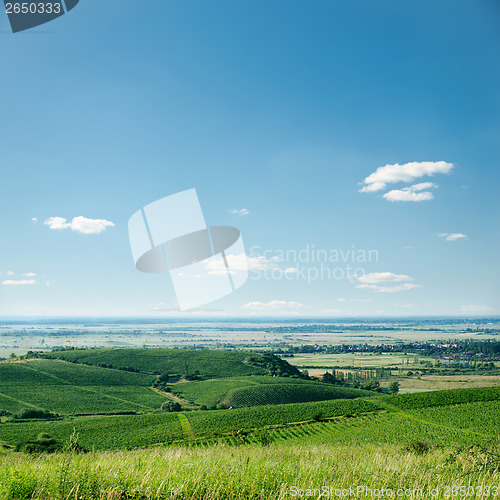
(161, 401), (181, 412)
(405, 440), (431, 455)
(16, 433), (60, 454)
(15, 409), (59, 420)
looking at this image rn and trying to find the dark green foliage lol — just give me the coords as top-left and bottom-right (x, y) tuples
(16, 433), (60, 454)
(405, 440), (432, 455)
(247, 352), (303, 378)
(322, 371), (341, 385)
(161, 401), (181, 412)
(15, 409), (59, 420)
(388, 381), (400, 394)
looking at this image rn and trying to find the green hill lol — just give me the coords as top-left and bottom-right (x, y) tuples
(41, 348), (298, 379)
(221, 383), (372, 407)
(171, 375), (371, 406)
(0, 360), (165, 415)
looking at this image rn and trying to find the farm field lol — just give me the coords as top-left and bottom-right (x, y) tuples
(0, 359), (168, 415)
(290, 352), (434, 368)
(41, 348), (271, 377)
(172, 375), (371, 406)
(1, 387), (499, 451)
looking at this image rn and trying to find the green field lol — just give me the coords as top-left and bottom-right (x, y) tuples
(172, 375), (371, 406)
(0, 360), (167, 415)
(1, 387), (499, 452)
(1, 348), (500, 499)
(41, 349), (272, 377)
(2, 442), (498, 500)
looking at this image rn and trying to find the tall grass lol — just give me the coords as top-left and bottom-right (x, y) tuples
(0, 442), (498, 499)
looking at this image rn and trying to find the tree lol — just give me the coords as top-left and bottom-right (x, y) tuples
(322, 371), (337, 384)
(388, 381), (400, 394)
(161, 401), (181, 412)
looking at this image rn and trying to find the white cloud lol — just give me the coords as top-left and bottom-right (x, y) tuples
(337, 297), (347, 302)
(241, 300), (305, 311)
(228, 208), (249, 216)
(359, 161), (453, 192)
(408, 182), (438, 191)
(358, 272), (414, 284)
(23, 272), (36, 277)
(44, 216), (115, 234)
(6, 271), (14, 276)
(31, 217), (38, 223)
(460, 305), (493, 313)
(439, 233), (468, 241)
(2, 279), (36, 286)
(382, 182), (437, 202)
(383, 190), (434, 202)
(357, 283), (422, 293)
(356, 272), (420, 293)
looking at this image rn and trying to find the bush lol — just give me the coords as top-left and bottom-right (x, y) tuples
(161, 401), (181, 412)
(16, 433), (60, 454)
(405, 440), (431, 455)
(15, 409), (59, 420)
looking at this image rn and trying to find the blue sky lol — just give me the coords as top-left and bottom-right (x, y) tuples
(0, 0), (499, 317)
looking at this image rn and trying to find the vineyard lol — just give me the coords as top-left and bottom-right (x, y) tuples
(172, 375), (371, 406)
(381, 385), (500, 409)
(41, 349), (270, 378)
(0, 360), (168, 415)
(221, 382), (371, 407)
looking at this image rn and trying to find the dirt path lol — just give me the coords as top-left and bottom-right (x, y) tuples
(150, 387), (194, 406)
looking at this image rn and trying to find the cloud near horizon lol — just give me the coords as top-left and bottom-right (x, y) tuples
(241, 300), (305, 311)
(356, 272), (421, 293)
(44, 216), (115, 234)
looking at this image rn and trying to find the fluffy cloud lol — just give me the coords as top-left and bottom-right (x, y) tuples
(44, 216), (115, 234)
(241, 300), (305, 311)
(439, 233), (468, 241)
(359, 161), (453, 192)
(31, 217), (38, 223)
(228, 208), (249, 216)
(460, 305), (493, 313)
(357, 283), (421, 293)
(382, 182), (437, 202)
(2, 279), (36, 286)
(358, 272), (414, 284)
(356, 272), (421, 293)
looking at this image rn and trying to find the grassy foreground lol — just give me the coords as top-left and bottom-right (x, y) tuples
(1, 442), (499, 499)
